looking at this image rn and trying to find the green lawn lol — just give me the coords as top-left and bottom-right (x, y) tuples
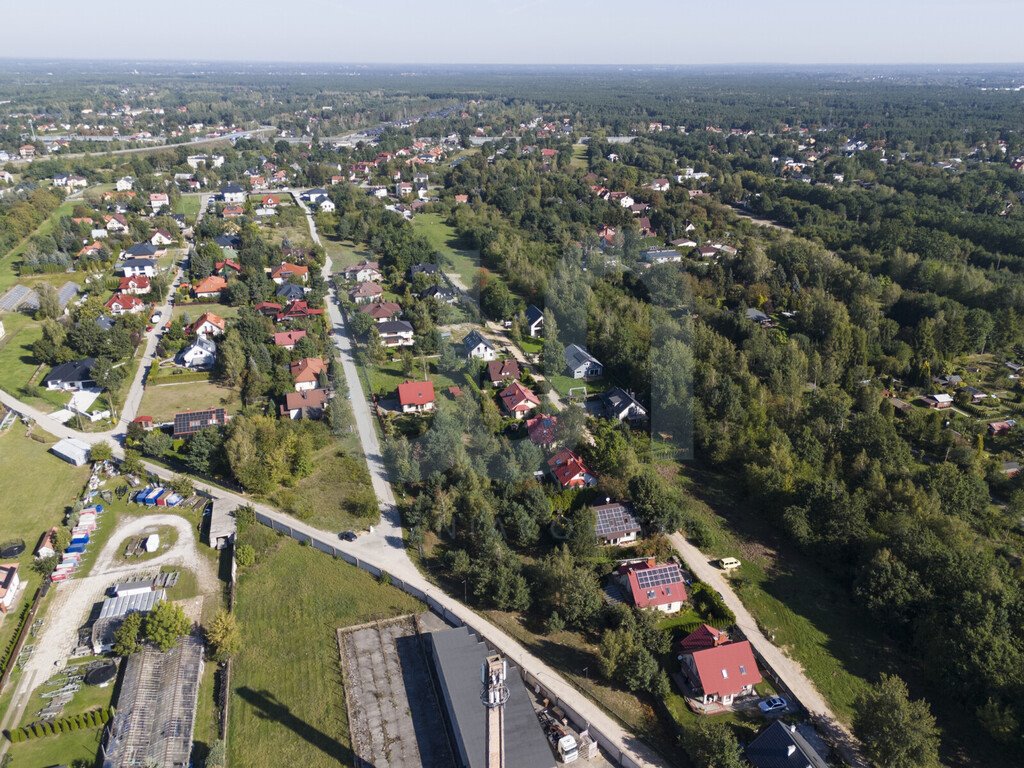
(17, 660), (115, 729)
(411, 213), (480, 288)
(0, 199), (79, 292)
(570, 143), (589, 170)
(517, 336), (542, 356)
(173, 193), (202, 223)
(170, 303), (241, 323)
(323, 240), (374, 272)
(138, 380), (241, 423)
(5, 725), (105, 767)
(365, 357), (463, 400)
(0, 313), (67, 411)
(229, 532), (421, 768)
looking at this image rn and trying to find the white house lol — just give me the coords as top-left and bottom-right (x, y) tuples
(525, 305), (545, 338)
(565, 343), (603, 379)
(318, 199), (336, 213)
(119, 258), (158, 278)
(463, 329), (497, 361)
(176, 336), (217, 369)
(221, 183), (246, 204)
(618, 195), (635, 208)
(0, 564), (22, 614)
(378, 320), (415, 348)
(116, 176), (134, 192)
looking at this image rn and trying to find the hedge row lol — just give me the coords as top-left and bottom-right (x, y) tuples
(4, 707), (112, 742)
(0, 602), (33, 678)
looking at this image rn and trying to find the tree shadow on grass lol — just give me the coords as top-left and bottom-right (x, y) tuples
(236, 686), (357, 765)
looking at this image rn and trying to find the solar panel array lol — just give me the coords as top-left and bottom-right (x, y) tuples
(595, 504), (641, 536)
(635, 564), (683, 590)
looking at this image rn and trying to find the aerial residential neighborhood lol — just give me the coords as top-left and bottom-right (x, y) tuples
(0, 12), (1019, 768)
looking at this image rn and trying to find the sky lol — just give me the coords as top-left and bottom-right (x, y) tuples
(3, 0), (1020, 66)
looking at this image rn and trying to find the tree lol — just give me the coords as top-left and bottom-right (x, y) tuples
(480, 279), (516, 320)
(141, 429), (172, 458)
(35, 284), (61, 320)
(121, 448), (144, 476)
(628, 469), (680, 532)
(205, 739), (227, 768)
(89, 441), (113, 462)
(206, 610), (241, 662)
(184, 427), (224, 476)
(144, 600), (191, 652)
(683, 720), (746, 768)
(169, 474), (195, 497)
(113, 612), (143, 656)
(854, 674), (941, 768)
(91, 356), (126, 391)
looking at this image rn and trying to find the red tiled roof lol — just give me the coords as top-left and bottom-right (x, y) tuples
(193, 275), (227, 295)
(105, 293), (144, 312)
(397, 380), (435, 407)
(271, 262), (309, 280)
(547, 448), (593, 488)
(189, 312), (226, 333)
(290, 357), (326, 384)
(688, 641), (762, 699)
(118, 275), (150, 292)
(679, 624), (729, 654)
(499, 381), (540, 414)
(526, 414), (557, 445)
(282, 388), (328, 412)
(620, 561), (687, 609)
(272, 330), (307, 347)
(359, 301), (401, 320)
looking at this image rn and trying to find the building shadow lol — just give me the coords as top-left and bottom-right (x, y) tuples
(395, 634), (456, 768)
(236, 686), (357, 765)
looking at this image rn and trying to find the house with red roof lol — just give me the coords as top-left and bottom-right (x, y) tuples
(275, 300), (323, 322)
(678, 624), (730, 655)
(222, 204), (244, 218)
(397, 380), (435, 414)
(105, 214), (129, 233)
(617, 559), (687, 613)
(358, 301), (401, 323)
(499, 381), (540, 419)
(681, 638), (762, 706)
(272, 329), (307, 350)
(261, 194), (280, 208)
(78, 241), (105, 258)
(118, 275), (151, 295)
(189, 312), (226, 338)
(526, 414), (557, 447)
(289, 357), (326, 392)
(150, 228), (174, 246)
(193, 275), (227, 299)
(349, 281), (383, 304)
(547, 449), (595, 489)
(105, 293), (145, 315)
(131, 415), (155, 432)
(270, 262), (309, 284)
(215, 259), (242, 276)
(253, 301), (283, 318)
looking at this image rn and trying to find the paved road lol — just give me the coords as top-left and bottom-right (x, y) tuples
(9, 127), (275, 163)
(669, 532), (864, 765)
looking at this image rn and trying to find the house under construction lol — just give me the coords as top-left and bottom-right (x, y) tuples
(102, 633), (204, 768)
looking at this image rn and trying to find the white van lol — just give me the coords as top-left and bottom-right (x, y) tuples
(719, 557), (741, 571)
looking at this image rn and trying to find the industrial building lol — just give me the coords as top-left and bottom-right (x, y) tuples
(102, 633), (204, 768)
(426, 626), (555, 768)
(91, 589), (165, 654)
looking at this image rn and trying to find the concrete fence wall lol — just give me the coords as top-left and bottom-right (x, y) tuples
(253, 511), (645, 768)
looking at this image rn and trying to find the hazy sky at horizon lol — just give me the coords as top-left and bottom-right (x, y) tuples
(4, 1), (1020, 66)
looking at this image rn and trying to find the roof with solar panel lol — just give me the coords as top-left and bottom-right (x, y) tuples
(618, 559), (688, 609)
(593, 501), (641, 541)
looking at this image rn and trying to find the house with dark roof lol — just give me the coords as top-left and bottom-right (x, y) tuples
(44, 358), (96, 391)
(486, 359), (521, 387)
(564, 343), (603, 379)
(378, 320), (415, 347)
(172, 408), (228, 437)
(221, 182), (246, 203)
(524, 305), (545, 338)
(599, 387), (648, 425)
(745, 721), (829, 768)
(408, 262), (439, 278)
(176, 336), (216, 370)
(125, 242), (160, 259)
(276, 283), (306, 302)
(280, 388), (329, 420)
(119, 258), (158, 278)
(593, 501), (641, 545)
(463, 329), (496, 361)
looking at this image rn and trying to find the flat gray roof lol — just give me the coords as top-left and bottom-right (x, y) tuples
(428, 627), (555, 768)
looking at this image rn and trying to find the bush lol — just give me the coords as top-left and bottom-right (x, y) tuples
(690, 581), (736, 624)
(234, 543), (255, 568)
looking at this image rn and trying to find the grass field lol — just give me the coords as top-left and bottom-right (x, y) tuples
(0, 199), (79, 292)
(267, 438), (379, 531)
(4, 725), (105, 767)
(323, 239), (374, 272)
(570, 143), (589, 170)
(138, 380), (241, 422)
(0, 313), (68, 411)
(229, 532), (421, 768)
(365, 356), (461, 399)
(411, 213), (480, 288)
(170, 303), (241, 323)
(173, 193), (202, 223)
(0, 424), (88, 671)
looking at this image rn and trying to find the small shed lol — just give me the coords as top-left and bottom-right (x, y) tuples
(50, 438), (92, 466)
(207, 499), (237, 550)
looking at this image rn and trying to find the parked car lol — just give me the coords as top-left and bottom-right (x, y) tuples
(719, 557), (741, 570)
(150, 311), (162, 323)
(758, 696), (788, 714)
(339, 530), (358, 542)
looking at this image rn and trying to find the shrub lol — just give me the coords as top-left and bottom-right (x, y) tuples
(234, 543), (255, 568)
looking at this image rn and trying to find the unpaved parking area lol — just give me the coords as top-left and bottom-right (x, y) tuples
(338, 612), (454, 768)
